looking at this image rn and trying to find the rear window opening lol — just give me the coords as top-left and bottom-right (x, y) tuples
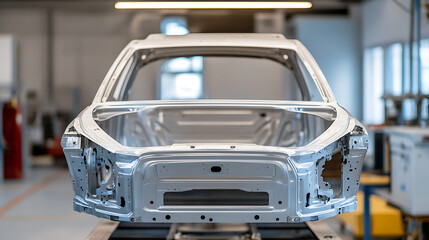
(163, 189), (269, 206)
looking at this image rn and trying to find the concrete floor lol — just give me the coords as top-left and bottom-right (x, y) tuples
(0, 166), (99, 240)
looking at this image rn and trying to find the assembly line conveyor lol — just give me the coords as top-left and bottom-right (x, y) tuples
(86, 220), (341, 240)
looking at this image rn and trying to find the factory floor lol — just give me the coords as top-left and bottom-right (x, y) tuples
(0, 164), (99, 240)
(0, 158), (353, 240)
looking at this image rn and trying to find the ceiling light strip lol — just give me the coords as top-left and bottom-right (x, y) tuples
(115, 1), (312, 9)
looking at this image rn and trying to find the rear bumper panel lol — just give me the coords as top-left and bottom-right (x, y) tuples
(133, 159), (294, 223)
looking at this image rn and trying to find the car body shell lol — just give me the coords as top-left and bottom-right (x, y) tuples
(61, 33), (368, 223)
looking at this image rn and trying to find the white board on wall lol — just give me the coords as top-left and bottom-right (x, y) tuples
(0, 34), (16, 100)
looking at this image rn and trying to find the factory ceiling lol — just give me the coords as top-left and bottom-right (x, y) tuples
(0, 0), (365, 33)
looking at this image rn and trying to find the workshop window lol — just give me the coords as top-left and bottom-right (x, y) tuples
(363, 47), (385, 125)
(421, 39), (429, 94)
(385, 43), (403, 96)
(402, 43), (419, 95)
(419, 39), (429, 121)
(403, 43), (410, 95)
(159, 17), (204, 100)
(402, 42), (420, 121)
(363, 40), (429, 124)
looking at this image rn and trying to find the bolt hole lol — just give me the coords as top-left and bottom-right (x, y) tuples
(150, 201), (154, 204)
(278, 201), (282, 204)
(211, 166), (222, 172)
(190, 146), (195, 149)
(276, 218), (280, 221)
(165, 215), (171, 220)
(152, 218), (156, 221)
(254, 215), (260, 220)
(201, 215), (205, 220)
(209, 218), (213, 222)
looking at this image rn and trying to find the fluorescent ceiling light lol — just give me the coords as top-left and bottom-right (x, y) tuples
(115, 1), (312, 9)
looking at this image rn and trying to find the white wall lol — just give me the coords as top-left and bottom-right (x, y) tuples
(53, 10), (132, 112)
(0, 9), (161, 113)
(129, 61), (161, 100)
(0, 9), (48, 102)
(0, 34), (16, 100)
(203, 57), (286, 100)
(362, 0), (429, 47)
(291, 15), (362, 120)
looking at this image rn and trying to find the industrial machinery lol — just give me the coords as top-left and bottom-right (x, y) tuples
(382, 127), (429, 215)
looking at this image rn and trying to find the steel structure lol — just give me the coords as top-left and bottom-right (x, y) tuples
(62, 33), (368, 223)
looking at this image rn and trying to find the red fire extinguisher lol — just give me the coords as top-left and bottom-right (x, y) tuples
(2, 98), (22, 179)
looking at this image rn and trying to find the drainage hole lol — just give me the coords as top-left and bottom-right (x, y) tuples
(165, 215), (171, 220)
(210, 166), (222, 173)
(254, 215), (260, 220)
(201, 215), (205, 220)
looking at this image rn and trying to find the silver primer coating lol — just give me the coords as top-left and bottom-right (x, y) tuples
(62, 33), (368, 223)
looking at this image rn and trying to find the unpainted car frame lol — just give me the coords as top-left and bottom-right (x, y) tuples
(62, 34), (368, 223)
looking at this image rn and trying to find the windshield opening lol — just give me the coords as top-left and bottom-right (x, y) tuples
(105, 48), (324, 102)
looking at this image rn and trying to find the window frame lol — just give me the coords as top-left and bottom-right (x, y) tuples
(363, 38), (429, 124)
(101, 47), (329, 103)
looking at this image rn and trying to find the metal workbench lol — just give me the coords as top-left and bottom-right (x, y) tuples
(86, 220), (341, 240)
